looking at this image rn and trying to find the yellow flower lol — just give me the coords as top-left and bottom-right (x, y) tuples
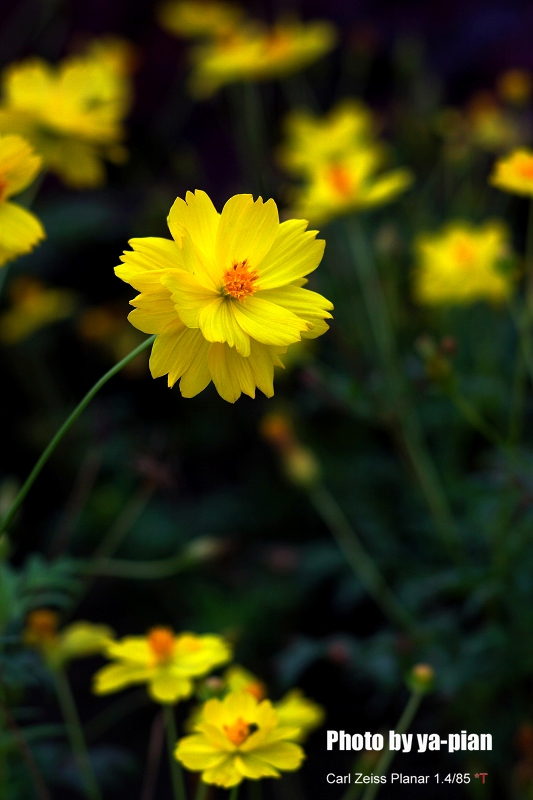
(188, 19), (337, 97)
(497, 69), (533, 106)
(23, 609), (113, 670)
(158, 0), (244, 39)
(288, 147), (413, 224)
(93, 627), (231, 704)
(0, 276), (75, 343)
(83, 36), (139, 76)
(278, 100), (376, 177)
(176, 690), (304, 787)
(0, 134), (44, 267)
(274, 689), (324, 742)
(115, 190), (333, 403)
(0, 50), (131, 188)
(413, 221), (514, 306)
(490, 148), (533, 196)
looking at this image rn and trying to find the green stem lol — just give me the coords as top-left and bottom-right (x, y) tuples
(308, 483), (417, 634)
(54, 669), (102, 800)
(343, 217), (461, 556)
(358, 691), (423, 800)
(229, 785), (240, 800)
(0, 335), (156, 536)
(195, 781), (209, 800)
(86, 551), (189, 579)
(164, 705), (187, 800)
(447, 388), (506, 448)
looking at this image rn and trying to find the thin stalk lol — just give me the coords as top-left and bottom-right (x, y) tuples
(164, 705), (186, 800)
(140, 711), (165, 800)
(0, 698), (51, 800)
(447, 388), (506, 449)
(0, 335), (156, 536)
(308, 483), (417, 634)
(54, 669), (102, 800)
(229, 785), (240, 800)
(86, 551), (189, 580)
(525, 198), (533, 314)
(358, 691), (423, 800)
(195, 781), (209, 800)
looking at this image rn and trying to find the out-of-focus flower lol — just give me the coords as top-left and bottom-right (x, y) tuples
(278, 100), (376, 177)
(260, 411), (321, 488)
(287, 147), (413, 225)
(490, 149), (533, 196)
(0, 276), (75, 343)
(274, 689), (324, 742)
(23, 609), (113, 670)
(77, 303), (147, 376)
(115, 190), (332, 403)
(176, 690), (305, 787)
(406, 663), (435, 694)
(158, 0), (244, 39)
(83, 36), (140, 76)
(0, 135), (44, 267)
(188, 19), (337, 98)
(412, 221), (515, 306)
(0, 48), (132, 188)
(497, 69), (533, 106)
(93, 627), (231, 704)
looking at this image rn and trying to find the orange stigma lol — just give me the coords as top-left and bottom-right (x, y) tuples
(518, 158), (533, 181)
(327, 164), (353, 197)
(454, 239), (475, 265)
(224, 717), (253, 746)
(223, 259), (258, 301)
(24, 609), (59, 643)
(147, 627), (175, 663)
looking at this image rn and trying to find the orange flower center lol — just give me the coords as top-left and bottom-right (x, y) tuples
(453, 240), (475, 265)
(25, 609), (59, 642)
(265, 31), (292, 59)
(518, 159), (533, 181)
(327, 164), (353, 197)
(223, 717), (253, 746)
(223, 259), (258, 301)
(246, 681), (266, 701)
(147, 627), (175, 664)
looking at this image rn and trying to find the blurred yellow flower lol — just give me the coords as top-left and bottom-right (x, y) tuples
(0, 276), (76, 343)
(23, 609), (113, 670)
(0, 134), (44, 267)
(93, 627), (231, 704)
(189, 19), (337, 97)
(83, 35), (140, 76)
(115, 190), (332, 403)
(274, 689), (324, 742)
(158, 0), (244, 38)
(490, 149), (533, 196)
(413, 221), (514, 306)
(288, 147), (413, 224)
(278, 100), (376, 177)
(0, 49), (131, 188)
(497, 69), (533, 106)
(176, 690), (305, 787)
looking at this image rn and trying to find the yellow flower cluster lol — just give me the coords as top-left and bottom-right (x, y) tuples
(159, 1), (336, 97)
(0, 276), (76, 343)
(23, 609), (113, 670)
(0, 134), (44, 267)
(281, 101), (413, 224)
(490, 148), (533, 196)
(0, 38), (133, 188)
(116, 190), (333, 402)
(412, 221), (515, 306)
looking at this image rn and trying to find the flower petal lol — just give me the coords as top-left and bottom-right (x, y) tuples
(149, 671), (192, 704)
(129, 288), (177, 334)
(168, 190), (219, 259)
(256, 219), (325, 289)
(179, 336), (212, 398)
(116, 237), (184, 289)
(162, 269), (220, 328)
(199, 297), (250, 356)
(93, 662), (151, 694)
(207, 343), (253, 403)
(216, 195), (279, 271)
(149, 319), (208, 388)
(0, 135), (41, 197)
(0, 201), (44, 265)
(231, 296), (308, 346)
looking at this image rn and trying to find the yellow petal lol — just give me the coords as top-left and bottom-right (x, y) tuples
(116, 237), (184, 287)
(0, 201), (45, 265)
(179, 335), (211, 397)
(58, 622), (114, 662)
(162, 269), (219, 328)
(255, 284), (333, 320)
(199, 297), (250, 356)
(207, 342), (250, 402)
(216, 195), (279, 271)
(149, 671), (192, 703)
(149, 318), (209, 389)
(0, 134), (41, 197)
(129, 288), (177, 334)
(234, 753), (280, 779)
(231, 296), (308, 346)
(168, 190), (219, 259)
(93, 662), (150, 694)
(175, 735), (230, 770)
(257, 219), (325, 290)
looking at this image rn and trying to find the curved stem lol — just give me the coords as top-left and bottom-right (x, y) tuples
(228, 785), (240, 800)
(0, 335), (156, 536)
(164, 705), (187, 800)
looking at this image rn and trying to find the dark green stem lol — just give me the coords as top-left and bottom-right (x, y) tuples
(0, 335), (156, 536)
(195, 781), (209, 800)
(229, 784), (240, 800)
(164, 704), (187, 800)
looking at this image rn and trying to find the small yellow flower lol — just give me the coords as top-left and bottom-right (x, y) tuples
(0, 276), (76, 343)
(23, 609), (113, 670)
(93, 627), (231, 704)
(497, 69), (533, 106)
(413, 221), (514, 306)
(278, 100), (376, 177)
(490, 148), (533, 196)
(288, 147), (413, 224)
(188, 19), (337, 97)
(0, 50), (131, 188)
(83, 36), (140, 76)
(176, 690), (305, 787)
(274, 689), (324, 742)
(0, 134), (44, 267)
(115, 190), (333, 403)
(158, 0), (244, 39)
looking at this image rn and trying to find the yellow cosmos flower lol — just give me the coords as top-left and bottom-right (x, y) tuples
(115, 190), (333, 403)
(497, 69), (533, 106)
(158, 0), (244, 39)
(83, 36), (139, 76)
(278, 100), (376, 177)
(413, 221), (514, 306)
(0, 276), (75, 343)
(288, 147), (413, 225)
(490, 149), (533, 196)
(23, 609), (113, 670)
(0, 50), (131, 188)
(0, 134), (44, 267)
(176, 690), (304, 787)
(93, 627), (231, 704)
(188, 19), (337, 97)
